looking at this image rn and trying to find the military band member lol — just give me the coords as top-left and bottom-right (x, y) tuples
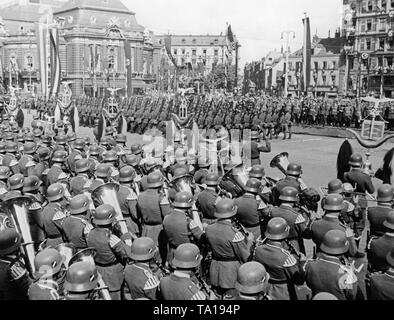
(368, 184), (394, 238)
(196, 173), (220, 224)
(367, 249), (394, 300)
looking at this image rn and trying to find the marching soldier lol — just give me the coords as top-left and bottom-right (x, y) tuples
(159, 243), (212, 300)
(28, 248), (66, 300)
(205, 199), (252, 298)
(308, 194), (358, 257)
(41, 183), (68, 248)
(4, 174), (24, 201)
(234, 261), (271, 300)
(163, 191), (204, 265)
(368, 184), (394, 238)
(305, 230), (361, 300)
(62, 194), (92, 250)
(124, 237), (162, 300)
(0, 228), (33, 300)
(86, 204), (131, 300)
(19, 142), (37, 177)
(367, 249), (394, 300)
(47, 151), (69, 186)
(32, 147), (51, 186)
(234, 178), (267, 240)
(69, 159), (93, 197)
(367, 211), (394, 273)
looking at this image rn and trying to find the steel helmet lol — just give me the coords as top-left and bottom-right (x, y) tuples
(33, 128), (42, 138)
(130, 144), (142, 155)
(249, 165), (265, 179)
(69, 194), (90, 215)
(172, 243), (202, 269)
(116, 134), (127, 144)
(172, 167), (189, 180)
(88, 145), (100, 157)
(23, 175), (42, 192)
(327, 179), (343, 194)
(5, 133), (14, 141)
(95, 164), (111, 179)
(102, 151), (118, 162)
(92, 204), (116, 226)
(105, 127), (114, 135)
(323, 194), (344, 211)
(100, 137), (109, 147)
(175, 148), (187, 162)
(64, 261), (98, 292)
(286, 163), (302, 177)
(312, 292), (339, 300)
(34, 248), (65, 279)
(250, 131), (260, 140)
(0, 228), (21, 255)
(147, 172), (164, 188)
(383, 211), (394, 231)
(348, 153), (363, 167)
(244, 178), (261, 194)
(75, 159), (90, 174)
(84, 137), (91, 146)
(204, 173), (219, 186)
(73, 139), (86, 151)
(0, 166), (11, 180)
(235, 261), (268, 295)
(130, 237), (157, 261)
(279, 186), (298, 202)
(173, 191), (194, 209)
(38, 147), (51, 161)
(119, 166), (136, 183)
(197, 157), (211, 168)
(94, 119), (100, 126)
(0, 142), (6, 153)
(124, 154), (140, 167)
(265, 217), (290, 240)
(47, 183), (65, 202)
(5, 141), (18, 153)
(320, 230), (349, 255)
(9, 174), (24, 190)
(214, 198), (238, 219)
(342, 183), (354, 194)
(377, 184), (394, 203)
(55, 134), (67, 146)
(52, 150), (68, 163)
(16, 133), (25, 143)
(144, 159), (158, 172)
(67, 132), (77, 143)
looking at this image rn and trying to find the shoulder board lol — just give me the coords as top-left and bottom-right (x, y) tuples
(109, 234), (121, 248)
(160, 196), (170, 206)
(367, 237), (377, 250)
(29, 202), (42, 211)
(111, 169), (119, 177)
(58, 172), (68, 180)
(134, 175), (142, 182)
(143, 270), (160, 290)
(295, 214), (306, 224)
(188, 286), (206, 301)
(283, 254), (297, 267)
(53, 211), (67, 221)
(9, 159), (19, 167)
(42, 168), (50, 176)
(83, 179), (92, 190)
(0, 187), (8, 195)
(126, 189), (138, 201)
(232, 231), (245, 243)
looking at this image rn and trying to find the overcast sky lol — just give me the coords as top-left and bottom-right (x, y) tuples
(122, 0), (344, 68)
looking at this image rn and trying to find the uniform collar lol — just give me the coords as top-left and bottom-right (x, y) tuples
(173, 270), (190, 279)
(174, 208), (186, 215)
(324, 214), (340, 221)
(318, 253), (341, 263)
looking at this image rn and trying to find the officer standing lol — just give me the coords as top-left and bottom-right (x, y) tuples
(234, 261), (271, 300)
(159, 243), (212, 300)
(253, 217), (306, 300)
(86, 204), (131, 300)
(124, 237), (162, 300)
(305, 230), (361, 300)
(205, 199), (252, 298)
(0, 228), (33, 300)
(367, 249), (394, 300)
(242, 131), (271, 167)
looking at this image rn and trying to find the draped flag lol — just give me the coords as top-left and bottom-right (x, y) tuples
(69, 104), (80, 134)
(226, 24), (237, 51)
(49, 27), (61, 97)
(164, 35), (178, 68)
(36, 22), (48, 99)
(124, 39), (133, 96)
(302, 16), (312, 94)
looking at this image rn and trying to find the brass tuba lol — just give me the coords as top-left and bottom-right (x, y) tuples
(1, 196), (36, 275)
(219, 163), (247, 198)
(68, 248), (112, 300)
(91, 183), (133, 245)
(270, 152), (290, 175)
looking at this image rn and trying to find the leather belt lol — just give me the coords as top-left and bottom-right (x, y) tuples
(212, 256), (238, 262)
(269, 278), (287, 285)
(47, 235), (62, 240)
(244, 222), (260, 228)
(95, 261), (119, 267)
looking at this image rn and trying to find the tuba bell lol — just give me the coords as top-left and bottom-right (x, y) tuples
(91, 183), (133, 245)
(219, 163), (247, 198)
(68, 248), (112, 300)
(1, 196), (36, 275)
(270, 152), (290, 175)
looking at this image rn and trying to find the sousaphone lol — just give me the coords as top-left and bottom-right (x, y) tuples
(219, 163), (248, 198)
(270, 152), (290, 175)
(1, 196), (35, 275)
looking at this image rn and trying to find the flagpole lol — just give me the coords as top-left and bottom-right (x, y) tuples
(83, 37), (85, 96)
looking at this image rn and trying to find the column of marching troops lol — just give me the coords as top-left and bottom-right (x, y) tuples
(21, 93), (394, 137)
(0, 107), (394, 301)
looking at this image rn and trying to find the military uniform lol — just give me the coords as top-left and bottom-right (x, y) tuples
(28, 278), (63, 300)
(367, 269), (394, 300)
(62, 214), (90, 250)
(253, 241), (305, 300)
(0, 257), (32, 300)
(159, 271), (207, 300)
(234, 194), (265, 239)
(19, 154), (36, 177)
(305, 253), (359, 300)
(343, 168), (375, 209)
(124, 262), (160, 300)
(368, 204), (392, 237)
(205, 220), (251, 292)
(242, 141), (271, 166)
(367, 234), (394, 272)
(41, 202), (66, 247)
(86, 228), (131, 300)
(118, 184), (140, 235)
(272, 177), (303, 205)
(194, 168), (209, 185)
(69, 173), (92, 197)
(196, 189), (219, 224)
(47, 164), (67, 186)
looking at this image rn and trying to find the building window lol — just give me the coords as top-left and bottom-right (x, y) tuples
(182, 49), (185, 55)
(203, 49), (207, 55)
(331, 75), (336, 84)
(288, 61), (293, 70)
(192, 49), (196, 56)
(392, 0), (394, 9)
(332, 61), (337, 69)
(382, 0), (387, 10)
(366, 38), (371, 50)
(379, 18), (386, 32)
(368, 0), (373, 11)
(173, 49), (177, 55)
(379, 37), (385, 50)
(25, 54), (34, 70)
(367, 19), (372, 31)
(323, 61), (327, 69)
(322, 75), (327, 85)
(214, 49), (218, 56)
(314, 61), (318, 70)
(108, 47), (117, 71)
(387, 57), (393, 67)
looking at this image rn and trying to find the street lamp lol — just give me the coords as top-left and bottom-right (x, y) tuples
(281, 30), (295, 98)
